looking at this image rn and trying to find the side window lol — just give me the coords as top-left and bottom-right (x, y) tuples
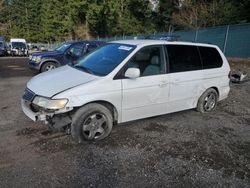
(199, 47), (223, 69)
(166, 45), (202, 73)
(86, 44), (97, 53)
(69, 44), (84, 57)
(127, 46), (165, 77)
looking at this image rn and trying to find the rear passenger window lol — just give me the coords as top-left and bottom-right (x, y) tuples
(199, 47), (223, 69)
(166, 45), (202, 73)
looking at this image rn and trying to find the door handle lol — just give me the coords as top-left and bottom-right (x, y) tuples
(159, 81), (168, 87)
(171, 79), (180, 85)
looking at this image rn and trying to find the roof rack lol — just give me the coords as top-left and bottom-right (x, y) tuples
(144, 35), (180, 41)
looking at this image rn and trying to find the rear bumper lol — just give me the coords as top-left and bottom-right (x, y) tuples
(11, 49), (28, 56)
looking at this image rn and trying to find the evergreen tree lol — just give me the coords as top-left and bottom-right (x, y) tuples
(0, 0), (249, 42)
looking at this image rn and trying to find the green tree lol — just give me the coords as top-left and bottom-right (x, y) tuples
(152, 0), (177, 32)
(40, 0), (69, 42)
(86, 2), (117, 38)
(237, 0), (250, 23)
(1, 0), (250, 42)
(87, 0), (155, 37)
(172, 0), (239, 29)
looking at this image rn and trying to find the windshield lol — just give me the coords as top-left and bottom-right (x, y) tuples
(74, 43), (136, 76)
(12, 42), (26, 49)
(55, 43), (71, 52)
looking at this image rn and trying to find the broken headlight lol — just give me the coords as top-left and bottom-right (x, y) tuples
(32, 96), (68, 110)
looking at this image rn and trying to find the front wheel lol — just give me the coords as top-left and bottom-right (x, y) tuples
(40, 62), (58, 72)
(71, 103), (113, 143)
(197, 88), (218, 113)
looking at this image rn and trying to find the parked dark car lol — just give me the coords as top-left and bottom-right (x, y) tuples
(28, 41), (105, 73)
(0, 37), (7, 56)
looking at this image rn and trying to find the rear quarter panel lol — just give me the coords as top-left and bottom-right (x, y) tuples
(200, 46), (230, 101)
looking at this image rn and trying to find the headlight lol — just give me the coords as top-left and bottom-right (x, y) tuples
(32, 56), (42, 63)
(32, 96), (68, 110)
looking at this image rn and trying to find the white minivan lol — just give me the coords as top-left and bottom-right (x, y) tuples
(21, 40), (230, 142)
(10, 38), (28, 56)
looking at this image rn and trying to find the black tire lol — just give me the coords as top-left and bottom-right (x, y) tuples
(40, 61), (58, 72)
(71, 103), (113, 143)
(197, 88), (218, 113)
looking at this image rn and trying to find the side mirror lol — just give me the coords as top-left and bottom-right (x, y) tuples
(125, 68), (140, 79)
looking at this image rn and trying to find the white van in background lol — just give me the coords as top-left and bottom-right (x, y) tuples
(21, 40), (231, 142)
(10, 38), (29, 56)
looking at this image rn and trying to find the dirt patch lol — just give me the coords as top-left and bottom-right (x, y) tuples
(143, 122), (169, 132)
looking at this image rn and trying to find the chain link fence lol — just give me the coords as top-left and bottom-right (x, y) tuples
(30, 23), (250, 58)
(28, 42), (62, 51)
(99, 23), (250, 58)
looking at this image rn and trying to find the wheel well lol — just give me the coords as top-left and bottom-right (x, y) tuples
(196, 86), (220, 107)
(211, 86), (219, 97)
(77, 101), (118, 125)
(40, 60), (60, 72)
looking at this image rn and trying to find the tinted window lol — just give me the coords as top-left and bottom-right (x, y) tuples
(199, 47), (223, 69)
(55, 43), (71, 52)
(69, 44), (84, 57)
(75, 43), (135, 76)
(166, 45), (202, 73)
(0, 42), (3, 48)
(86, 44), (97, 53)
(12, 42), (26, 49)
(127, 46), (165, 76)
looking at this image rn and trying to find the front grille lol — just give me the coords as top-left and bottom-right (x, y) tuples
(22, 88), (36, 102)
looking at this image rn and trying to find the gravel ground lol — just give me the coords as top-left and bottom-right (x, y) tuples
(0, 57), (250, 188)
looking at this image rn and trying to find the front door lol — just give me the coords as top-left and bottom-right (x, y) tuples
(121, 45), (170, 122)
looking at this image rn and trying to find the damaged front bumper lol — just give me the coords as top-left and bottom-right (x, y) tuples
(21, 99), (53, 121)
(21, 99), (73, 129)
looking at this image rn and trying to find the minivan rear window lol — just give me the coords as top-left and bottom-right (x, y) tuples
(166, 45), (202, 73)
(199, 47), (223, 69)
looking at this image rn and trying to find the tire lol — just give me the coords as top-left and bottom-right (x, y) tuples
(197, 88), (218, 113)
(71, 103), (113, 143)
(40, 61), (58, 72)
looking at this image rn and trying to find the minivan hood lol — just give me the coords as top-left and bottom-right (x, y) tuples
(27, 65), (98, 97)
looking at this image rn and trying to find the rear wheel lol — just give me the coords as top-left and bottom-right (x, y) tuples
(41, 62), (58, 72)
(197, 88), (218, 113)
(71, 103), (113, 143)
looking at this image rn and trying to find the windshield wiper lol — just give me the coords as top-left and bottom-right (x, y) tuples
(74, 65), (94, 74)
